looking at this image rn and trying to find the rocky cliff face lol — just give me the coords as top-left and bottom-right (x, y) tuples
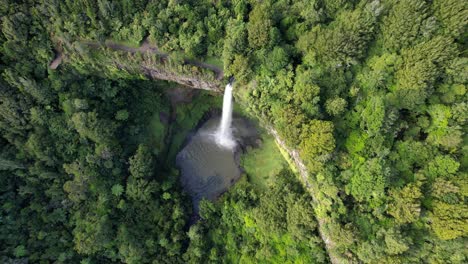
(140, 66), (223, 92)
(266, 126), (348, 264)
(52, 39), (225, 92)
(50, 40), (345, 262)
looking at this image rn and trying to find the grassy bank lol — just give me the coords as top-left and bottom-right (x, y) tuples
(240, 131), (286, 191)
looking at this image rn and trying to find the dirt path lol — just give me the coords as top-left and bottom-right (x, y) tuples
(77, 38), (224, 80)
(48, 37), (343, 264)
(49, 52), (62, 69)
(185, 58), (224, 79)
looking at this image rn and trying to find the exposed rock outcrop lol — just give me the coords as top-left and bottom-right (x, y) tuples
(139, 66), (222, 92)
(267, 126), (350, 264)
(51, 38), (224, 92)
(49, 37), (349, 263)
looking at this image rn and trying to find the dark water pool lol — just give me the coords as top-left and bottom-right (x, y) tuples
(176, 115), (258, 212)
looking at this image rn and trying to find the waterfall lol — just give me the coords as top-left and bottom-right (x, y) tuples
(215, 83), (236, 149)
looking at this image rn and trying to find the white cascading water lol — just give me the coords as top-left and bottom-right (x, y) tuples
(215, 83), (236, 149)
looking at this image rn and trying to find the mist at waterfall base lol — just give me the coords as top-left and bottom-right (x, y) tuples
(176, 83), (260, 212)
(215, 83), (236, 149)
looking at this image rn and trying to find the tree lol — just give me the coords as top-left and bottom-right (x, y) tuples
(360, 96), (385, 136)
(426, 104), (463, 151)
(297, 4), (377, 68)
(63, 161), (93, 203)
(347, 158), (388, 203)
(430, 201), (468, 240)
(286, 197), (317, 241)
(0, 82), (32, 136)
(115, 109), (129, 121)
(179, 21), (206, 57)
(73, 211), (114, 255)
(272, 104), (307, 146)
(128, 144), (154, 179)
(387, 183), (422, 223)
(393, 37), (457, 109)
(112, 184), (124, 196)
(247, 3), (273, 49)
(425, 155), (460, 180)
(127, 145), (158, 202)
(375, 227), (413, 256)
(433, 0), (468, 39)
(380, 0), (430, 52)
(293, 67), (321, 117)
(223, 19), (247, 57)
(228, 54), (252, 85)
(263, 46), (289, 73)
(3, 70), (53, 105)
(390, 140), (432, 178)
(325, 97), (347, 116)
(71, 112), (117, 144)
(299, 120), (335, 172)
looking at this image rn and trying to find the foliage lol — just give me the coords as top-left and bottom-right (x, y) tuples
(1, 0), (467, 263)
(185, 170), (328, 263)
(240, 132), (286, 190)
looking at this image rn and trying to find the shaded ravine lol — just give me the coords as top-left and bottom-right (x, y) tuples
(48, 38), (348, 263)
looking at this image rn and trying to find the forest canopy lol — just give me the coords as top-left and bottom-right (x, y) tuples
(0, 0), (467, 263)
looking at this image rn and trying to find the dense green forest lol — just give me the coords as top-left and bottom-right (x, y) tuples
(1, 0), (467, 263)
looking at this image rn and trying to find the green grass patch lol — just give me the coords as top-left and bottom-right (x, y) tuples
(276, 141), (299, 174)
(204, 57), (224, 69)
(241, 132), (286, 191)
(129, 104), (169, 157)
(146, 112), (166, 155)
(106, 39), (141, 49)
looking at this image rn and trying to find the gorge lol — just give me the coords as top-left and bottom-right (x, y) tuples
(3, 1), (465, 263)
